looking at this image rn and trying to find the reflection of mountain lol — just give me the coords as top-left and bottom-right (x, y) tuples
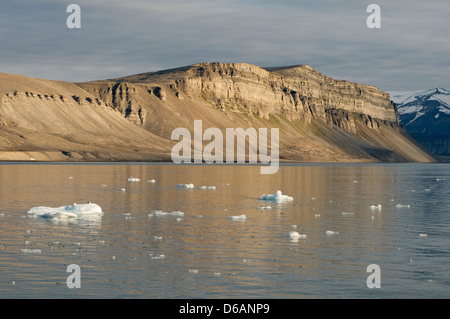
(390, 88), (450, 156)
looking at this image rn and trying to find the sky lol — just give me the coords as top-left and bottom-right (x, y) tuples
(0, 0), (449, 91)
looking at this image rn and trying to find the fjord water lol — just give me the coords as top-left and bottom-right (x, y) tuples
(0, 163), (449, 299)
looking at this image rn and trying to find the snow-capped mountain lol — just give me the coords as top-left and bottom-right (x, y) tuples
(388, 88), (450, 156)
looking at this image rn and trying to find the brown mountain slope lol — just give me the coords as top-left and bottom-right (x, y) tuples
(76, 62), (436, 163)
(0, 73), (171, 161)
(0, 63), (437, 162)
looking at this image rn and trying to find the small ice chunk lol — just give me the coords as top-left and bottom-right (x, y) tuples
(288, 231), (306, 240)
(314, 214), (321, 218)
(189, 269), (199, 274)
(119, 188), (127, 192)
(198, 186), (207, 189)
(419, 233), (428, 237)
(260, 190), (294, 203)
(257, 206), (273, 210)
(395, 204), (411, 208)
(27, 203), (103, 222)
(128, 177), (141, 182)
(147, 179), (156, 183)
(325, 230), (339, 235)
(21, 249), (41, 254)
(207, 186), (216, 190)
(154, 236), (163, 241)
(369, 204), (382, 210)
(177, 183), (194, 189)
(341, 212), (354, 215)
(150, 210), (185, 217)
(425, 189), (431, 192)
(150, 254), (165, 260)
(229, 215), (247, 221)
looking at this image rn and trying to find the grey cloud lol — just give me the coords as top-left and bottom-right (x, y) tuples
(0, 0), (449, 90)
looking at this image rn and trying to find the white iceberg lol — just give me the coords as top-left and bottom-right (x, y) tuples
(128, 177), (141, 182)
(177, 183), (194, 189)
(147, 179), (156, 183)
(149, 210), (185, 217)
(288, 231), (306, 240)
(260, 190), (294, 203)
(229, 215), (247, 221)
(27, 203), (103, 222)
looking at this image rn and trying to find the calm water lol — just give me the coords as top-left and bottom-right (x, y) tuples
(0, 163), (449, 299)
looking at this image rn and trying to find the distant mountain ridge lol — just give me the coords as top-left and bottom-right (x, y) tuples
(0, 62), (437, 163)
(389, 88), (450, 156)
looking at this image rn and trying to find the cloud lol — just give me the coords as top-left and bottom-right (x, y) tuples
(0, 0), (449, 90)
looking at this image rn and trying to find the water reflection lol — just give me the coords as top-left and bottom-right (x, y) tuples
(0, 163), (449, 298)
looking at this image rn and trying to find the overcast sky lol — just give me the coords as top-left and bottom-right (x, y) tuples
(0, 0), (449, 91)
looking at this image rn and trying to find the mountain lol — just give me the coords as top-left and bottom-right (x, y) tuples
(389, 88), (450, 156)
(0, 63), (436, 163)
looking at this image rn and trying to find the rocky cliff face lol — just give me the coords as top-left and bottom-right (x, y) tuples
(0, 63), (436, 163)
(76, 62), (434, 163)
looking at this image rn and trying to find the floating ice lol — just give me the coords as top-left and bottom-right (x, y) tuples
(198, 186), (207, 189)
(128, 177), (141, 182)
(395, 204), (411, 208)
(369, 204), (382, 211)
(314, 214), (321, 218)
(147, 179), (156, 183)
(260, 190), (294, 203)
(341, 212), (354, 216)
(257, 206), (273, 210)
(189, 269), (199, 274)
(177, 183), (194, 189)
(288, 231), (306, 240)
(325, 230), (339, 235)
(27, 203), (103, 222)
(149, 210), (185, 217)
(229, 215), (247, 221)
(21, 249), (41, 254)
(150, 254), (165, 260)
(419, 233), (428, 237)
(119, 188), (127, 192)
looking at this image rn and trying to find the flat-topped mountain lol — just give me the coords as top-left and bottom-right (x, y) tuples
(0, 63), (436, 163)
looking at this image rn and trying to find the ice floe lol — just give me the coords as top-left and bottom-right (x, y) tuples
(147, 179), (156, 183)
(369, 204), (382, 211)
(419, 233), (428, 238)
(260, 190), (294, 203)
(257, 206), (273, 210)
(288, 231), (307, 240)
(229, 215), (247, 221)
(128, 177), (141, 182)
(177, 183), (194, 189)
(325, 230), (339, 235)
(27, 203), (103, 222)
(198, 186), (216, 190)
(149, 210), (185, 217)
